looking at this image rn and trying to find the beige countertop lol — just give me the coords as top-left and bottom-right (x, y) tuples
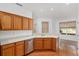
(0, 35), (58, 45)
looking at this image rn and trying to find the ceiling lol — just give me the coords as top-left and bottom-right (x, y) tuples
(18, 3), (78, 19)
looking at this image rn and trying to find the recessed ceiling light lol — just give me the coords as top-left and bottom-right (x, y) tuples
(65, 3), (70, 5)
(40, 9), (43, 12)
(50, 8), (54, 11)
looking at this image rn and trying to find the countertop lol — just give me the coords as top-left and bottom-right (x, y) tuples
(0, 35), (58, 45)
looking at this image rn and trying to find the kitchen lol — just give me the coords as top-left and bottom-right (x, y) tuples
(0, 3), (79, 56)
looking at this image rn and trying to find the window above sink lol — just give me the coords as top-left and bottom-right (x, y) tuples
(59, 21), (76, 35)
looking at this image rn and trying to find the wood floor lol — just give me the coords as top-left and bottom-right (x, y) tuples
(27, 51), (59, 56)
(27, 50), (78, 56)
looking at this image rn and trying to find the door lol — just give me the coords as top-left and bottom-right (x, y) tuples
(34, 38), (43, 50)
(13, 15), (22, 30)
(23, 17), (29, 30)
(0, 12), (12, 30)
(43, 38), (52, 49)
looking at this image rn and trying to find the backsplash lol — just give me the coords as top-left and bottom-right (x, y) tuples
(0, 30), (32, 39)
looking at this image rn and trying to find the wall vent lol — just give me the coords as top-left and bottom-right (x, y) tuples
(16, 3), (23, 7)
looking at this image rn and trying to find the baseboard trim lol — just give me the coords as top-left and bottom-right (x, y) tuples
(34, 49), (56, 52)
(25, 51), (34, 56)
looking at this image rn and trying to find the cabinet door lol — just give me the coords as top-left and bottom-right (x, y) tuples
(43, 38), (52, 49)
(1, 43), (15, 56)
(13, 15), (22, 30)
(28, 18), (33, 30)
(23, 17), (29, 30)
(0, 12), (12, 30)
(15, 41), (24, 56)
(51, 38), (56, 51)
(34, 38), (43, 50)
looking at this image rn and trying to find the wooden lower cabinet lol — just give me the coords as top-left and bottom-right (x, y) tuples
(1, 43), (15, 56)
(43, 38), (52, 49)
(34, 38), (57, 51)
(15, 41), (25, 56)
(34, 38), (43, 50)
(0, 40), (27, 56)
(51, 38), (56, 51)
(0, 38), (57, 56)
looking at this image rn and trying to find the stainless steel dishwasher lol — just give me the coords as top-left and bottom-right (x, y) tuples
(59, 39), (78, 56)
(27, 39), (33, 53)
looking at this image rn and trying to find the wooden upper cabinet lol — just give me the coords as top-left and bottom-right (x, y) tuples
(34, 38), (43, 50)
(13, 15), (22, 30)
(23, 17), (29, 30)
(1, 43), (15, 56)
(28, 18), (33, 30)
(0, 11), (33, 30)
(43, 38), (52, 49)
(0, 12), (12, 30)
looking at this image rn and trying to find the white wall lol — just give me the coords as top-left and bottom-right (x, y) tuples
(34, 18), (56, 35)
(76, 5), (79, 36)
(0, 3), (32, 18)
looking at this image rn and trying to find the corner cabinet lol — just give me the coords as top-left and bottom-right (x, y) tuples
(43, 38), (52, 49)
(34, 38), (57, 51)
(0, 12), (12, 30)
(34, 38), (43, 50)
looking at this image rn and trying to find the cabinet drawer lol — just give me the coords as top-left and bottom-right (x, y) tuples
(15, 41), (24, 45)
(2, 43), (15, 49)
